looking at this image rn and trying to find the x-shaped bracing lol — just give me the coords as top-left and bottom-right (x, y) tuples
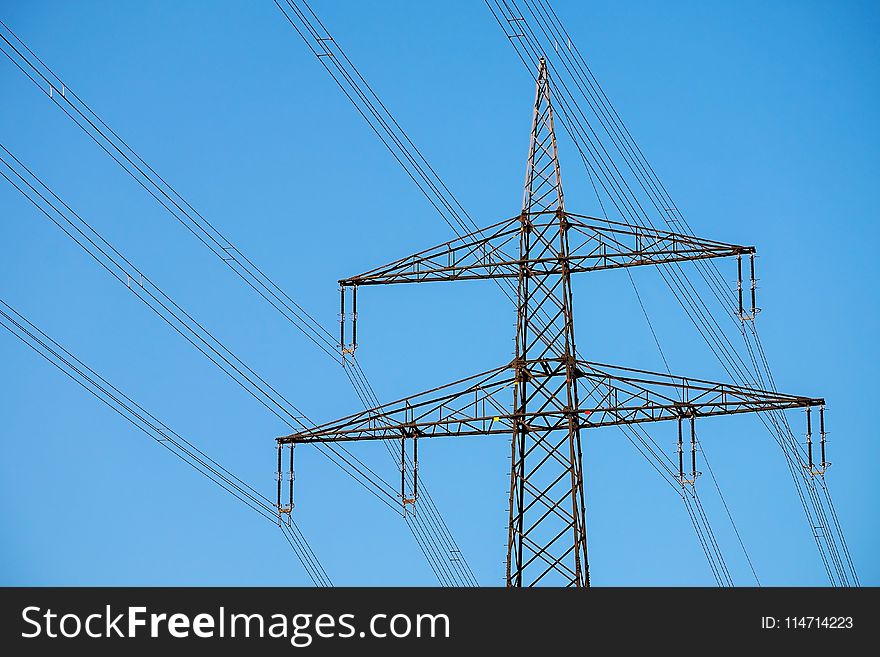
(339, 211), (754, 288)
(278, 358), (822, 445)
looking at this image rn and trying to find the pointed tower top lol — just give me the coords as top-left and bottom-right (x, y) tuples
(522, 57), (564, 214)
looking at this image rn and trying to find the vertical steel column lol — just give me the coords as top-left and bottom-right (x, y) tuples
(506, 57), (588, 587)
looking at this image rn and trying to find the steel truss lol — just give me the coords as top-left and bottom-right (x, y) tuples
(276, 58), (824, 587)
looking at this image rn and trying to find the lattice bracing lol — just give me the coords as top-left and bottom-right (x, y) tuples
(277, 57), (824, 588)
(339, 212), (754, 287)
(278, 360), (822, 446)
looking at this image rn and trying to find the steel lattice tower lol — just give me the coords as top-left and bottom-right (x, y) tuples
(509, 59), (588, 586)
(275, 58), (826, 587)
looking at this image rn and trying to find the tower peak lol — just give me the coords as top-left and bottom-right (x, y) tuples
(523, 57), (564, 214)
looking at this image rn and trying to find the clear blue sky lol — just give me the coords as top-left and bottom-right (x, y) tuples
(1, 0), (877, 586)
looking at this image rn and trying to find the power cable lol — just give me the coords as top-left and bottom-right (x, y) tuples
(0, 298), (331, 586)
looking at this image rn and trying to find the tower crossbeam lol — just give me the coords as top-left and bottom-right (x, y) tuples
(274, 58), (825, 587)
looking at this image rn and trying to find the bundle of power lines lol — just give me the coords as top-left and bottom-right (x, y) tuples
(484, 0), (856, 586)
(0, 0), (857, 587)
(0, 12), (476, 587)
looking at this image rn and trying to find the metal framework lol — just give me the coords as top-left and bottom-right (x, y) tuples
(276, 59), (825, 587)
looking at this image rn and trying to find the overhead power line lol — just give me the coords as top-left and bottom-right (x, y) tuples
(0, 3), (854, 587)
(485, 0), (856, 586)
(0, 298), (331, 587)
(0, 17), (478, 586)
(271, 0), (741, 583)
(0, 142), (403, 514)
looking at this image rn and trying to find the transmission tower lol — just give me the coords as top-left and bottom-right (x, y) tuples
(276, 58), (826, 586)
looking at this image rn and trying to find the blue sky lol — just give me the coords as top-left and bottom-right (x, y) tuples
(0, 0), (877, 586)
